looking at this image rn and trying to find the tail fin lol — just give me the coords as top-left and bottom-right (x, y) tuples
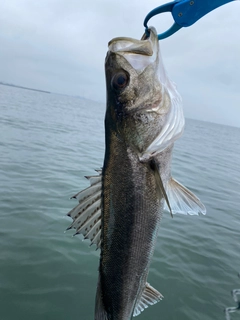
(95, 278), (108, 320)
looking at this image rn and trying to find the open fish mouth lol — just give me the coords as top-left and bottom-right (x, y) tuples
(108, 27), (159, 71)
(108, 36), (153, 56)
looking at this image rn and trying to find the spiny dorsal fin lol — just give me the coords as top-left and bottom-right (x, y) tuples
(133, 283), (163, 317)
(67, 170), (102, 249)
(84, 175), (102, 186)
(71, 173), (101, 201)
(164, 178), (206, 215)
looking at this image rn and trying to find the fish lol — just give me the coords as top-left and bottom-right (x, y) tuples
(67, 27), (206, 320)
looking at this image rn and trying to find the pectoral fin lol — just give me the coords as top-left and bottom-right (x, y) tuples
(164, 178), (206, 215)
(67, 170), (102, 249)
(150, 159), (173, 216)
(133, 283), (163, 317)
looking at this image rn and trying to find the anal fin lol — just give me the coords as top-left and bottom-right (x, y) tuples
(133, 282), (163, 317)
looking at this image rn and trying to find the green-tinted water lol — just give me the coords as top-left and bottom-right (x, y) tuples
(0, 84), (239, 320)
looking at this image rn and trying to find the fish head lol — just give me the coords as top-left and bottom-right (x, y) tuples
(105, 27), (184, 160)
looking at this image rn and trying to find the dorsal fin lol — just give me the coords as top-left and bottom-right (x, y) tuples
(95, 279), (108, 320)
(133, 283), (163, 317)
(67, 170), (102, 249)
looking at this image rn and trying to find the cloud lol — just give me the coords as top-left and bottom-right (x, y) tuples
(0, 0), (239, 126)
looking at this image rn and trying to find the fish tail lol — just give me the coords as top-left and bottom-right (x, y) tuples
(95, 278), (108, 320)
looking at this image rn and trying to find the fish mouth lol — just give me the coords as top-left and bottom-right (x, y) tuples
(108, 27), (159, 71)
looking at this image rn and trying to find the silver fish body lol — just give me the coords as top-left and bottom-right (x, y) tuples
(95, 30), (170, 319)
(97, 142), (170, 319)
(67, 28), (206, 320)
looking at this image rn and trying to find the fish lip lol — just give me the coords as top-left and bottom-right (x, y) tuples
(108, 27), (158, 57)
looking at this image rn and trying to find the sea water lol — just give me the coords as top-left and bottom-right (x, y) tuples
(0, 84), (239, 320)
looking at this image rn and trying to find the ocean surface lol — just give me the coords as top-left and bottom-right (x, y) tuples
(0, 84), (239, 320)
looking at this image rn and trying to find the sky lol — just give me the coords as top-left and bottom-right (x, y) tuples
(0, 0), (240, 127)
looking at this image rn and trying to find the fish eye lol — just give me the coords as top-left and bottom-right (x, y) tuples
(111, 72), (129, 90)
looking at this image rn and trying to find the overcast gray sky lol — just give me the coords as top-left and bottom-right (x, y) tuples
(0, 0), (240, 126)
